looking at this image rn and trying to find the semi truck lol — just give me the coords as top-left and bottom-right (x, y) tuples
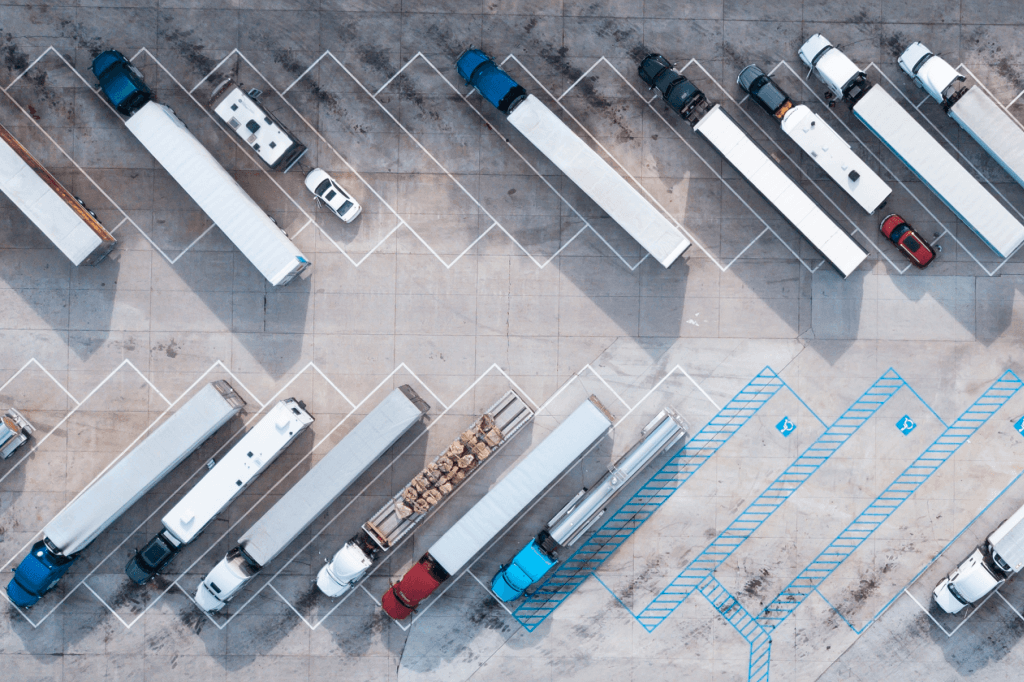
(195, 386), (430, 612)
(0, 408), (34, 459)
(799, 34), (1024, 260)
(0, 121), (116, 265)
(637, 54), (869, 279)
(209, 78), (308, 173)
(455, 48), (690, 269)
(124, 398), (314, 584)
(315, 390), (533, 597)
(381, 396), (614, 620)
(934, 501), (1024, 614)
(6, 381), (244, 607)
(490, 407), (686, 601)
(91, 50), (311, 286)
(898, 42), (1024, 193)
(736, 64), (892, 214)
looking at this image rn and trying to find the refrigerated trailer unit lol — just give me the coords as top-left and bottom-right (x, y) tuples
(637, 54), (869, 278)
(125, 398), (314, 584)
(315, 390), (534, 597)
(0, 122), (116, 264)
(195, 386), (430, 612)
(6, 381), (245, 607)
(91, 50), (310, 285)
(381, 396), (614, 620)
(491, 408), (686, 601)
(800, 34), (1024, 260)
(736, 64), (892, 214)
(899, 42), (1024, 193)
(456, 48), (690, 269)
(209, 78), (308, 172)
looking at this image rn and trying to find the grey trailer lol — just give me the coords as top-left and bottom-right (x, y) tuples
(195, 386), (430, 611)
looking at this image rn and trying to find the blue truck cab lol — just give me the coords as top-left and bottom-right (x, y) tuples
(92, 50), (152, 117)
(7, 540), (77, 608)
(455, 48), (527, 115)
(491, 536), (558, 602)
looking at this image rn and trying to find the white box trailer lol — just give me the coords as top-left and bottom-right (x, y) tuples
(456, 50), (690, 268)
(125, 398), (314, 583)
(694, 105), (869, 277)
(899, 42), (1024, 191)
(126, 102), (310, 284)
(195, 386), (430, 611)
(380, 396), (613, 620)
(6, 381), (245, 607)
(507, 96), (691, 267)
(800, 34), (1024, 260)
(0, 122), (116, 265)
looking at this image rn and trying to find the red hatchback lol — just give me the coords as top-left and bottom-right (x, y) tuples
(879, 214), (936, 268)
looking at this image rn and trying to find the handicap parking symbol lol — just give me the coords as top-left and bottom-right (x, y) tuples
(897, 415), (917, 436)
(776, 416), (796, 437)
(1015, 416), (1024, 438)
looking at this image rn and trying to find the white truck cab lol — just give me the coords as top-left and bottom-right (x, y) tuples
(934, 548), (1003, 614)
(897, 42), (965, 103)
(316, 542), (373, 597)
(798, 34), (865, 100)
(195, 548), (256, 612)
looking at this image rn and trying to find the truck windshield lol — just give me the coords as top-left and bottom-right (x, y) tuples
(947, 582), (969, 606)
(315, 179), (332, 196)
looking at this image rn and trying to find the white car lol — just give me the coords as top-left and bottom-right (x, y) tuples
(304, 168), (361, 223)
(0, 408), (33, 459)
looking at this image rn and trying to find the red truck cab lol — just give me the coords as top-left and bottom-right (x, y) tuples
(382, 554), (449, 620)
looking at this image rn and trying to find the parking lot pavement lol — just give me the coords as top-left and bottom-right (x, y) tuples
(4, 2), (1024, 681)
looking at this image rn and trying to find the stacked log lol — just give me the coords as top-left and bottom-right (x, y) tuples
(393, 413), (503, 519)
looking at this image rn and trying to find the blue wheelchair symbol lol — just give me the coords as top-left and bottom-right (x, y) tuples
(776, 417), (796, 437)
(1015, 416), (1024, 438)
(897, 415), (917, 436)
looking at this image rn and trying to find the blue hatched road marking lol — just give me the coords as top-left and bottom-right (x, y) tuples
(631, 370), (906, 632)
(756, 370), (1023, 635)
(1015, 416), (1024, 437)
(511, 367), (792, 631)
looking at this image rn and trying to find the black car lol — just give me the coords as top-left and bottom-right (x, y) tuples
(637, 54), (712, 125)
(737, 65), (794, 120)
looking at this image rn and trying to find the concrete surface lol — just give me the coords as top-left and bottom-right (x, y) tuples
(1, 1), (1024, 681)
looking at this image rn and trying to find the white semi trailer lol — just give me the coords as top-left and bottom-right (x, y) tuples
(381, 396), (614, 620)
(637, 54), (869, 278)
(195, 386), (430, 612)
(799, 34), (1024, 260)
(125, 398), (314, 584)
(315, 390), (534, 597)
(0, 122), (116, 265)
(6, 381), (245, 607)
(898, 42), (1024, 193)
(456, 49), (691, 269)
(92, 50), (310, 286)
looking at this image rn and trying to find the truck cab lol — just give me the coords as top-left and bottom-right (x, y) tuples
(455, 48), (526, 114)
(637, 54), (712, 126)
(316, 541), (374, 597)
(125, 530), (181, 584)
(798, 35), (869, 102)
(0, 408), (33, 459)
(933, 548), (1005, 614)
(195, 547), (257, 612)
(491, 538), (556, 602)
(897, 42), (965, 105)
(6, 540), (76, 608)
(92, 50), (152, 117)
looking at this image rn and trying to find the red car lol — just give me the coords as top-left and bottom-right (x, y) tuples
(879, 214), (936, 268)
